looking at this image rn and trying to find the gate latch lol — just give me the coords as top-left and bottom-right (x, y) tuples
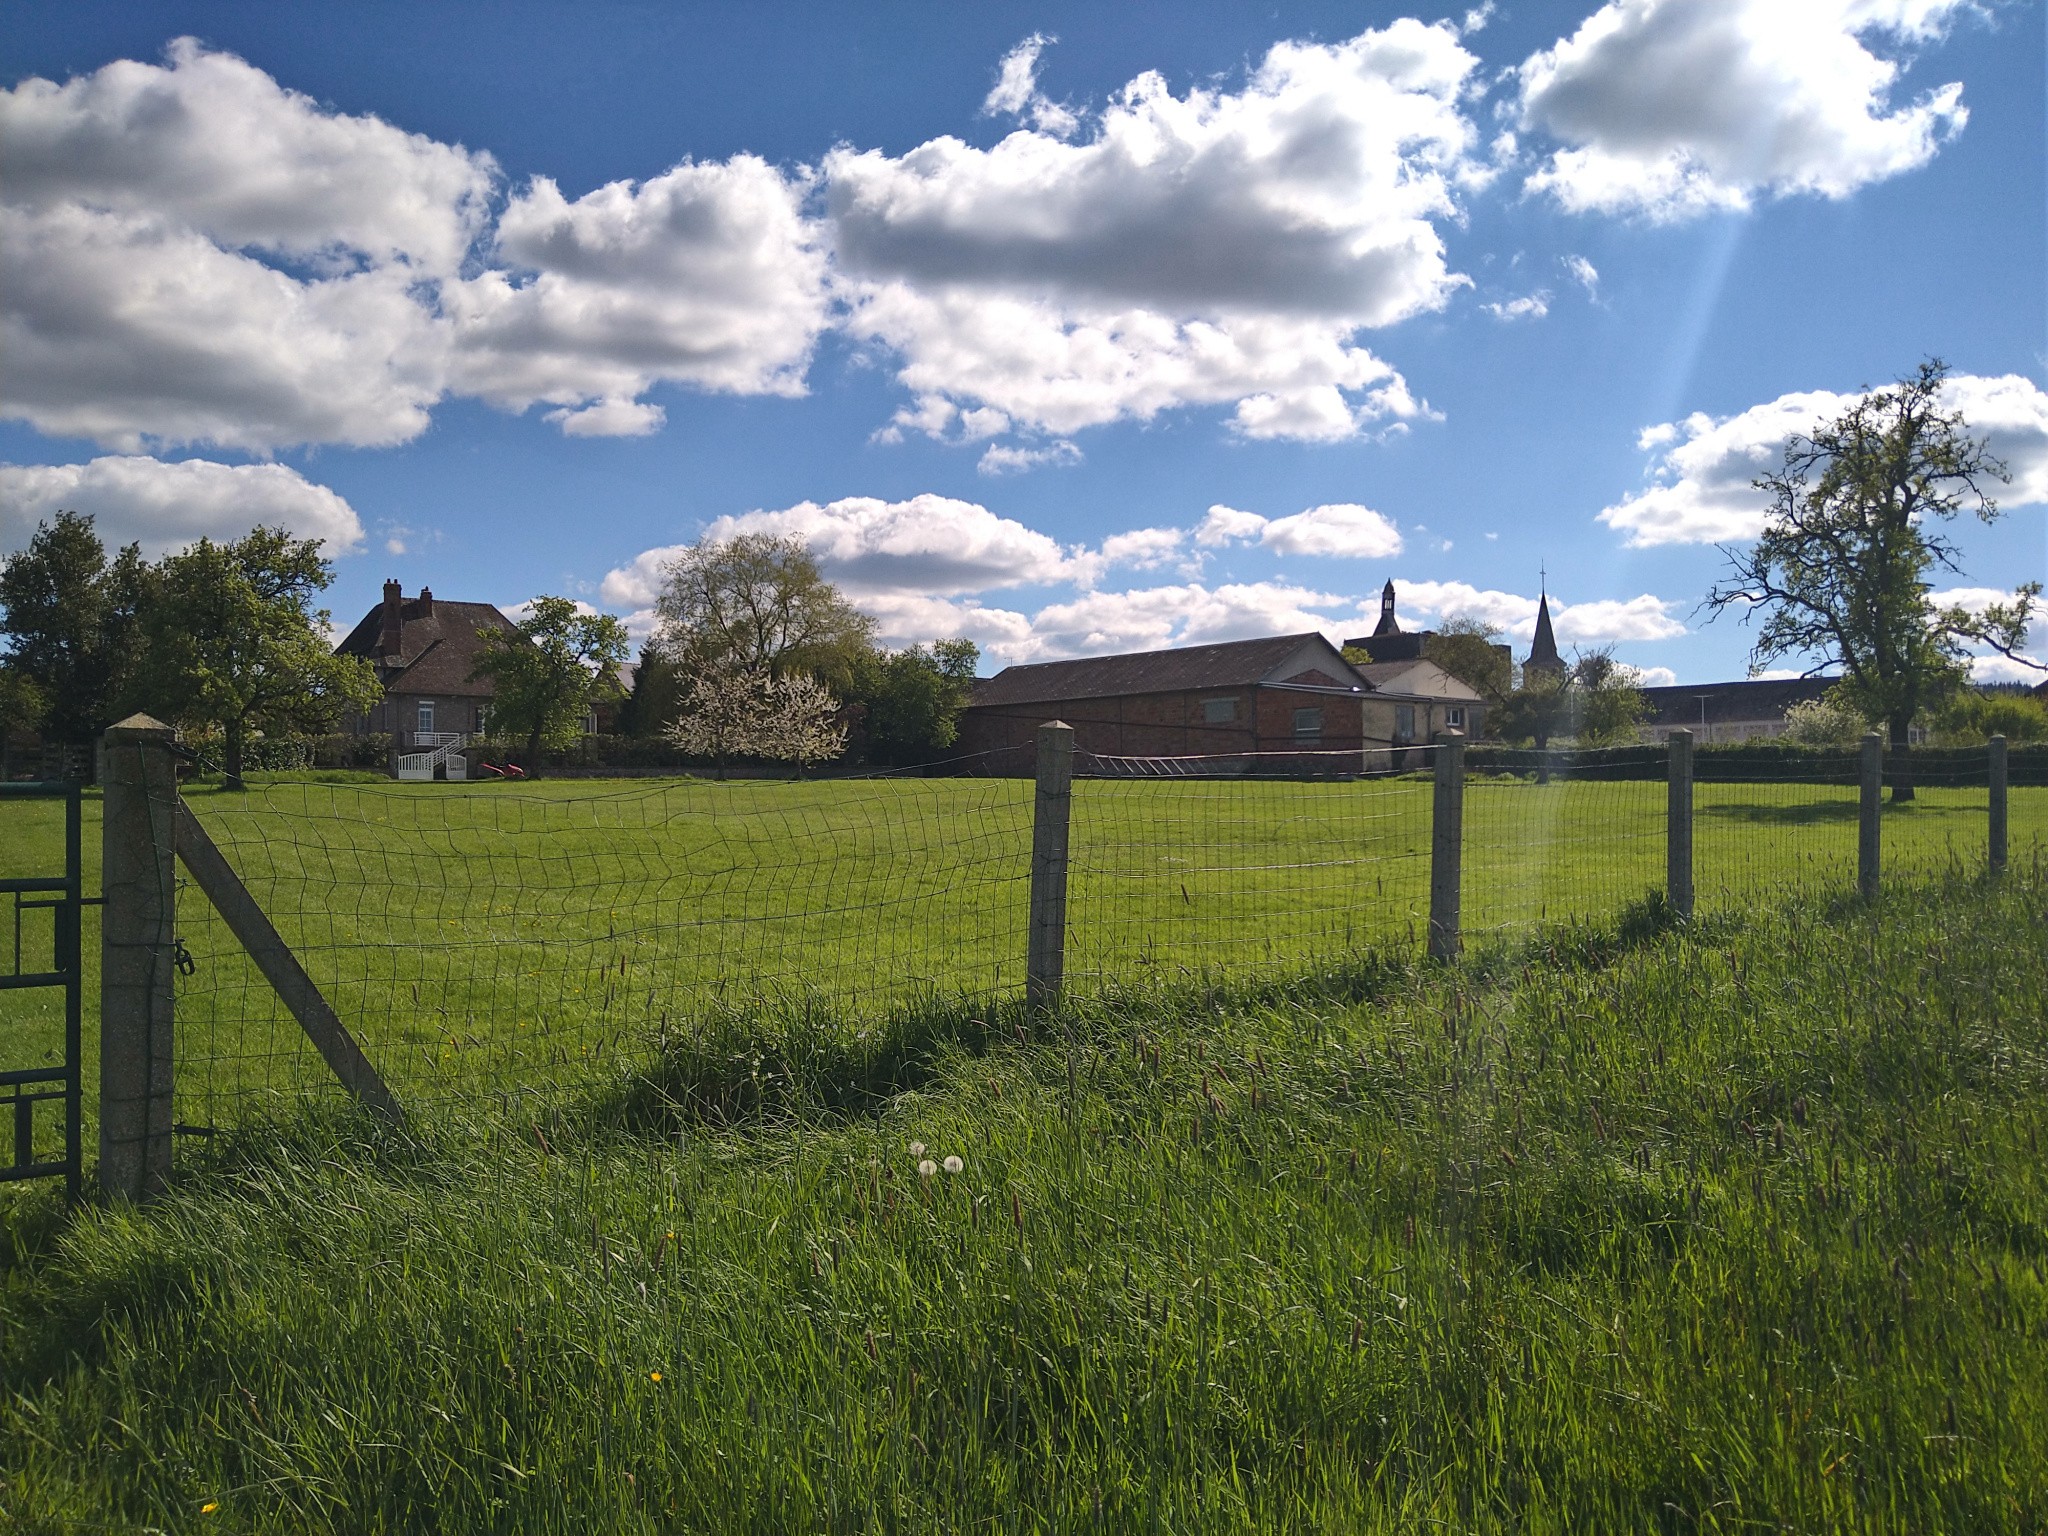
(171, 936), (197, 977)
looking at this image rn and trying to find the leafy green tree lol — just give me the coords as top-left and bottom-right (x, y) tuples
(0, 511), (151, 745)
(615, 642), (687, 737)
(134, 528), (379, 790)
(1707, 359), (2037, 800)
(0, 664), (47, 776)
(654, 534), (877, 690)
(1421, 618), (1513, 704)
(1493, 668), (1572, 756)
(848, 639), (979, 765)
(470, 597), (629, 761)
(1930, 688), (2048, 745)
(1570, 648), (1651, 746)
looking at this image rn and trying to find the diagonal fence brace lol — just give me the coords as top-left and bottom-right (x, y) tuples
(174, 802), (405, 1128)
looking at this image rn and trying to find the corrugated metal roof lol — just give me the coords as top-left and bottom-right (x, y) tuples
(968, 633), (1359, 707)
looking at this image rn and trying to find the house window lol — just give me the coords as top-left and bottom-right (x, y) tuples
(1395, 704), (1415, 741)
(1293, 707), (1323, 740)
(1446, 706), (1465, 729)
(416, 699), (435, 736)
(1201, 696), (1237, 724)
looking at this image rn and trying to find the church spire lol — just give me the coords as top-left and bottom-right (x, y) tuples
(1373, 578), (1400, 638)
(1525, 573), (1565, 679)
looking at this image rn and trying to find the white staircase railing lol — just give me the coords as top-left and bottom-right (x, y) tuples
(396, 734), (470, 781)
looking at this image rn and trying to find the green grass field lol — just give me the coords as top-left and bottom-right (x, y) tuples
(2, 770), (2037, 1138)
(3, 859), (2045, 1531)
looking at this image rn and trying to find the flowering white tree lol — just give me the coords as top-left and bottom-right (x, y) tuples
(663, 664), (769, 779)
(756, 672), (847, 777)
(662, 666), (847, 777)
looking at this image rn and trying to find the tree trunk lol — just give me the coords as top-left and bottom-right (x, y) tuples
(1888, 713), (1915, 803)
(1534, 728), (1552, 786)
(223, 716), (247, 792)
(524, 722), (544, 771)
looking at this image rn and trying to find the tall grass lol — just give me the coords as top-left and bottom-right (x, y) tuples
(4, 860), (2046, 1532)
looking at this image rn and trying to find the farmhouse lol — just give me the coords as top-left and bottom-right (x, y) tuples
(955, 631), (1482, 763)
(333, 581), (521, 776)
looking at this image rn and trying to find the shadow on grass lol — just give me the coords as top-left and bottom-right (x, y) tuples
(1701, 800), (1860, 826)
(590, 947), (1425, 1137)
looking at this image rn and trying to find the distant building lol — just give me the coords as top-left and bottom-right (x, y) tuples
(1637, 677), (1840, 744)
(1522, 587), (1567, 683)
(1343, 580), (1513, 684)
(333, 581), (522, 776)
(955, 631), (1482, 763)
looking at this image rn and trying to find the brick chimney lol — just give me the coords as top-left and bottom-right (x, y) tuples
(418, 586), (435, 618)
(379, 579), (404, 658)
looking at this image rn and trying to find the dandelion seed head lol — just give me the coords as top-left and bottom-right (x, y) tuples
(944, 1155), (964, 1174)
(909, 1141), (926, 1157)
(918, 1159), (937, 1178)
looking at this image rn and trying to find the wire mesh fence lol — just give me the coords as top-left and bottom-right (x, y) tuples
(173, 758), (1035, 1125)
(6, 733), (2033, 1152)
(1067, 748), (1436, 987)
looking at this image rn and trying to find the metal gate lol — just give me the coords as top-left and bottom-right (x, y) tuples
(1, 781), (86, 1200)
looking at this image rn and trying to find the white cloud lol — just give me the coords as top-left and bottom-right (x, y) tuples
(2, 198), (451, 453)
(1600, 372), (2048, 547)
(1970, 653), (2045, 683)
(829, 19), (1478, 443)
(978, 439), (1082, 475)
(982, 34), (1080, 138)
(1633, 665), (1678, 686)
(1098, 527), (1191, 573)
(601, 494), (1091, 606)
(1517, 0), (1972, 219)
(850, 591), (1038, 658)
(1021, 580), (1356, 660)
(1197, 505), (1270, 547)
(545, 398), (667, 438)
(0, 43), (827, 452)
(503, 596), (604, 625)
(0, 454), (363, 557)
(1384, 579), (1685, 643)
(1190, 501), (1404, 558)
(1259, 504), (1405, 559)
(1931, 585), (2028, 618)
(445, 156), (828, 427)
(0, 37), (494, 274)
(1564, 254), (1599, 294)
(1482, 292), (1551, 321)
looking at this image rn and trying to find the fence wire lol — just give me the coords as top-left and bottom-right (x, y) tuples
(72, 738), (2032, 1132)
(174, 757), (1034, 1122)
(1068, 748), (1436, 985)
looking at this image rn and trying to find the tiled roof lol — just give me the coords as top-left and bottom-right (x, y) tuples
(969, 633), (1358, 708)
(335, 595), (521, 698)
(1639, 676), (1839, 727)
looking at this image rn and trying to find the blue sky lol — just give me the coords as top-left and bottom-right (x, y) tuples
(2, 0), (2043, 685)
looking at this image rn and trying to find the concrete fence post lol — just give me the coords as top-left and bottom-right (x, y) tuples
(1666, 728), (1695, 921)
(99, 714), (179, 1200)
(1428, 731), (1465, 961)
(1858, 731), (1883, 902)
(1989, 733), (2008, 875)
(1026, 720), (1075, 1009)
